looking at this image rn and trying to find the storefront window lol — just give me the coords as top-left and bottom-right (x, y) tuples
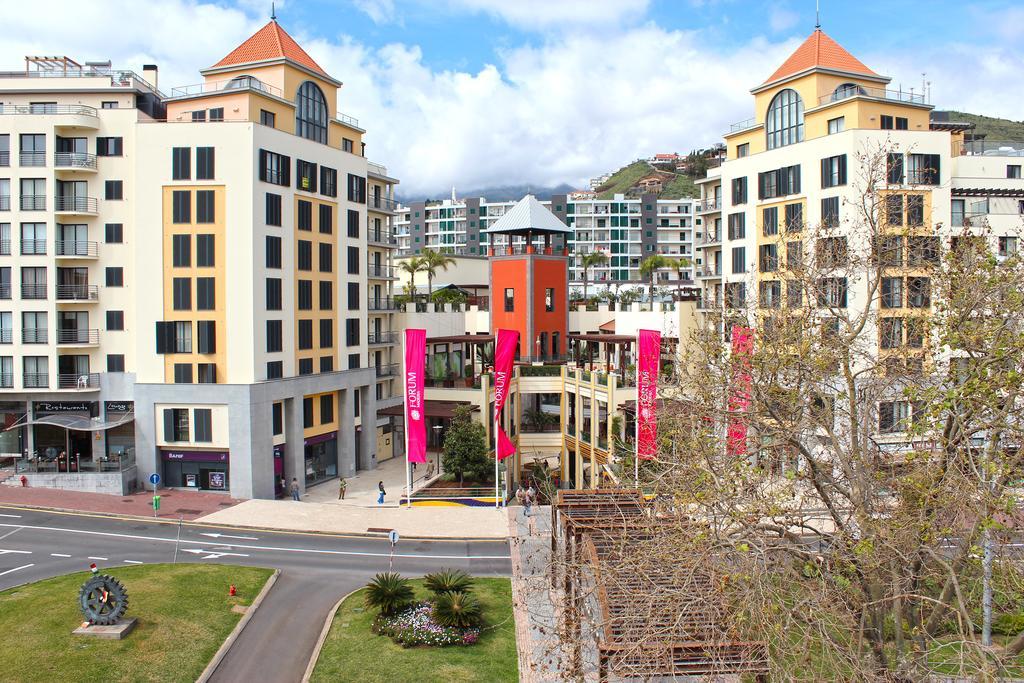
(304, 433), (337, 486)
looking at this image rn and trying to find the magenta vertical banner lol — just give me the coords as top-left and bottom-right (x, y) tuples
(727, 326), (753, 457)
(493, 329), (519, 460)
(636, 329), (661, 460)
(404, 328), (427, 464)
(496, 426), (517, 461)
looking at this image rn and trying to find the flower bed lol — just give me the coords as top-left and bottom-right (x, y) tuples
(373, 602), (481, 648)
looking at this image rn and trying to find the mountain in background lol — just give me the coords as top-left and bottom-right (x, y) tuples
(944, 111), (1024, 140)
(398, 182), (576, 204)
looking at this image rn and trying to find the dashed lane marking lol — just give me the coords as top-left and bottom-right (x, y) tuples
(0, 514), (22, 518)
(0, 549), (30, 555)
(0, 528), (22, 542)
(87, 556), (108, 561)
(123, 560), (143, 565)
(0, 563), (33, 577)
(50, 553), (71, 558)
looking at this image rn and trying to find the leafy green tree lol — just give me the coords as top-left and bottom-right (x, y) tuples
(430, 288), (468, 307)
(639, 254), (669, 303)
(580, 251), (609, 301)
(441, 405), (491, 485)
(397, 257), (425, 302)
(420, 248), (457, 302)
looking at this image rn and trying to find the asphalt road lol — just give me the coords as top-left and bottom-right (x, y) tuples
(0, 504), (512, 683)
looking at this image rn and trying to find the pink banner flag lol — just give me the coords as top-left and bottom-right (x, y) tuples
(404, 329), (427, 464)
(497, 426), (517, 461)
(727, 326), (753, 457)
(636, 329), (661, 460)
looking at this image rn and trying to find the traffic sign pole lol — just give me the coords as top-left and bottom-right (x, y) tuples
(388, 530), (399, 571)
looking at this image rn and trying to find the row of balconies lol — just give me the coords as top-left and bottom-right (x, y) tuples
(1, 328), (100, 345)
(0, 240), (99, 258)
(2, 284), (99, 301)
(5, 372), (100, 390)
(3, 195), (100, 214)
(3, 151), (100, 170)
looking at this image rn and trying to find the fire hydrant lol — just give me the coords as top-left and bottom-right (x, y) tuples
(229, 584), (236, 597)
(19, 475), (27, 487)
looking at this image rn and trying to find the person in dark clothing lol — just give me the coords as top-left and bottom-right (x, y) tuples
(377, 481), (386, 505)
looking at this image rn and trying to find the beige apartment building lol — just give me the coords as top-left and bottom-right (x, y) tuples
(0, 21), (399, 499)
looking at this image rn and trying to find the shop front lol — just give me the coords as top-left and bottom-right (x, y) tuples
(303, 431), (337, 487)
(31, 401), (97, 472)
(161, 449), (229, 491)
(0, 402), (26, 461)
(273, 444), (285, 498)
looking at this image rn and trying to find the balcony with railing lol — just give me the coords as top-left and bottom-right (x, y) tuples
(697, 197), (722, 213)
(56, 284), (98, 301)
(336, 112), (360, 129)
(169, 75), (283, 99)
(367, 262), (397, 279)
(368, 331), (398, 345)
(54, 195), (98, 215)
(0, 373), (11, 388)
(0, 196), (9, 211)
(699, 230), (722, 246)
(20, 150), (46, 167)
(375, 363), (399, 378)
(728, 116), (758, 134)
(22, 328), (47, 344)
(696, 265), (722, 279)
(367, 229), (397, 246)
(57, 328), (99, 345)
(0, 284), (11, 299)
(0, 151), (8, 167)
(368, 297), (400, 311)
(818, 86), (927, 107)
(368, 195), (400, 213)
(0, 328), (11, 344)
(20, 195), (46, 211)
(23, 372), (48, 389)
(56, 240), (98, 258)
(21, 283), (47, 299)
(20, 239), (46, 256)
(54, 152), (97, 171)
(58, 372), (99, 390)
(960, 140), (1024, 157)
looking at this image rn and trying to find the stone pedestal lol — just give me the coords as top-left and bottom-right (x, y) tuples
(73, 618), (137, 640)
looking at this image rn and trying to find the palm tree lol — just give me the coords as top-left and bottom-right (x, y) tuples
(420, 249), (457, 302)
(639, 254), (669, 304)
(580, 251), (609, 301)
(673, 256), (692, 299)
(397, 256), (425, 302)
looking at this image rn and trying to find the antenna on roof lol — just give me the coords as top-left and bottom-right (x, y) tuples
(815, 0), (821, 28)
(271, 1), (276, 20)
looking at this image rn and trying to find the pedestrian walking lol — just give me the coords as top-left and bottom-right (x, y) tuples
(515, 484), (526, 515)
(377, 481), (386, 505)
(290, 477), (300, 501)
(338, 477), (347, 500)
(526, 484), (536, 514)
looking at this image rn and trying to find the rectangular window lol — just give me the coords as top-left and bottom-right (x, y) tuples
(906, 195), (924, 227)
(347, 209), (360, 238)
(208, 107), (224, 122)
(827, 117), (845, 134)
(820, 154), (847, 188)
(346, 282), (357, 311)
(731, 177), (747, 205)
(96, 137), (123, 156)
(174, 321), (192, 353)
(194, 409), (212, 442)
(297, 200), (312, 231)
(759, 280), (781, 309)
(196, 147), (215, 180)
(105, 223), (123, 243)
(258, 149), (290, 186)
(880, 114), (894, 130)
(106, 310), (124, 330)
(194, 190), (214, 223)
(324, 281), (336, 310)
(784, 203), (802, 233)
(320, 166), (338, 197)
(197, 363), (216, 384)
(196, 234), (215, 267)
(266, 278), (282, 310)
(736, 143), (749, 158)
(545, 287), (555, 312)
(345, 318), (360, 346)
(999, 236), (1019, 257)
(172, 277), (191, 310)
(319, 319), (333, 348)
(164, 408), (190, 441)
(342, 138), (354, 153)
(879, 400), (912, 433)
(348, 354), (360, 370)
(887, 153), (904, 184)
(172, 190), (191, 224)
(821, 196), (839, 228)
(347, 246), (359, 275)
(266, 320), (283, 352)
(172, 234), (191, 267)
(20, 222), (45, 255)
(303, 398), (314, 428)
(298, 320), (313, 350)
(725, 282), (745, 308)
(504, 288), (514, 312)
(266, 361), (283, 379)
(347, 174), (366, 203)
(319, 243), (332, 272)
(907, 276), (930, 308)
(265, 236), (282, 268)
(196, 277), (215, 310)
(758, 165), (800, 200)
(786, 281), (802, 308)
(260, 110), (276, 127)
(758, 243), (778, 273)
(875, 235), (904, 267)
(908, 154), (940, 185)
(172, 147), (191, 180)
(726, 212), (745, 240)
(880, 317), (903, 349)
(265, 193), (282, 226)
(104, 180), (123, 200)
(817, 277), (848, 308)
(881, 277), (903, 308)
(297, 240), (312, 271)
(105, 267), (123, 287)
(886, 194), (904, 226)
(296, 159), (317, 193)
(786, 241), (803, 270)
(197, 320), (216, 353)
(762, 206), (778, 236)
(908, 236), (940, 266)
(107, 354), (125, 372)
(320, 394), (334, 424)
(173, 363), (193, 384)
(298, 280), (313, 310)
(299, 358), (314, 376)
(319, 204), (333, 234)
(818, 237), (847, 269)
(1008, 165), (1022, 179)
(731, 246), (745, 274)
(895, 117), (908, 130)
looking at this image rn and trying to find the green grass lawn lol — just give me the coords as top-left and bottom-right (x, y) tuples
(311, 578), (518, 683)
(0, 563), (272, 683)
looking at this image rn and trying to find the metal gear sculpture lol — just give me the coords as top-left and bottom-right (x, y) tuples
(78, 566), (129, 625)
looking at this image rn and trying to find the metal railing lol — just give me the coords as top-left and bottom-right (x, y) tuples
(0, 372), (10, 388)
(0, 67), (154, 92)
(369, 195), (400, 211)
(0, 151), (8, 167)
(20, 239), (46, 255)
(0, 329), (10, 344)
(368, 297), (400, 311)
(729, 117), (757, 133)
(0, 240), (7, 255)
(19, 150), (45, 167)
(56, 284), (98, 301)
(23, 372), (48, 388)
(21, 328), (47, 343)
(56, 240), (98, 257)
(0, 196), (8, 211)
(54, 195), (98, 213)
(699, 231), (722, 245)
(367, 161), (388, 176)
(58, 372), (99, 389)
(697, 266), (722, 278)
(368, 331), (398, 345)
(57, 328), (98, 344)
(0, 285), (10, 299)
(20, 195), (46, 211)
(375, 363), (399, 378)
(698, 197), (722, 212)
(0, 103), (99, 116)
(819, 86), (927, 106)
(54, 152), (97, 169)
(960, 140), (1024, 157)
(367, 230), (397, 246)
(21, 283), (47, 299)
(170, 75), (282, 98)
(367, 262), (396, 278)
(336, 112), (360, 128)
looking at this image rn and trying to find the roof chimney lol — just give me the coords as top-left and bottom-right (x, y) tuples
(142, 64), (158, 90)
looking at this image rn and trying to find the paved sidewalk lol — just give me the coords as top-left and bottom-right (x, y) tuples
(0, 480), (240, 520)
(197, 497), (509, 538)
(509, 504), (565, 682)
(301, 453), (439, 507)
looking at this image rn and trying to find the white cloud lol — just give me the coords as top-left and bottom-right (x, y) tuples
(769, 6), (799, 33)
(352, 0), (397, 24)
(443, 0), (651, 29)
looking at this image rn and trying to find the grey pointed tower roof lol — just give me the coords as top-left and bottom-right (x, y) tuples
(481, 194), (572, 236)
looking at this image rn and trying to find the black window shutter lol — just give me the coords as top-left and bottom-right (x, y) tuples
(259, 150), (268, 182)
(156, 321), (171, 353)
(757, 173), (765, 200)
(926, 154), (940, 185)
(838, 155), (847, 184)
(820, 158), (828, 188)
(310, 163), (318, 194)
(793, 165), (801, 194)
(198, 321), (216, 354)
(282, 155), (291, 186)
(163, 409), (174, 441)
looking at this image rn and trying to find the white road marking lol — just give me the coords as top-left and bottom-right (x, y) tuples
(123, 560), (143, 565)
(50, 553), (72, 558)
(87, 556), (108, 561)
(181, 548), (250, 560)
(0, 523), (510, 560)
(0, 513), (22, 518)
(200, 532), (258, 541)
(0, 548), (30, 555)
(0, 563), (33, 577)
(0, 528), (22, 542)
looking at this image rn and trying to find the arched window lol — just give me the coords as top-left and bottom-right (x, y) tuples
(765, 88), (804, 150)
(832, 82), (865, 102)
(295, 81), (328, 144)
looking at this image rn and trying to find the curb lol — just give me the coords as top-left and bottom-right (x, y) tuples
(0, 502), (511, 542)
(197, 568), (281, 683)
(301, 587), (361, 683)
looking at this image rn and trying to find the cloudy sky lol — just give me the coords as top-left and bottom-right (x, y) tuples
(2, 0), (1021, 197)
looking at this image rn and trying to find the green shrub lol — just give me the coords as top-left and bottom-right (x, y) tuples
(423, 569), (473, 596)
(365, 572), (414, 616)
(433, 590), (483, 628)
(993, 612), (1024, 636)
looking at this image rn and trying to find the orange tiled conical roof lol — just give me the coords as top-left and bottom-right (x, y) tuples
(212, 20), (329, 78)
(763, 29), (879, 85)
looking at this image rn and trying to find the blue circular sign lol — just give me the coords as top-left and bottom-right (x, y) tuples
(149, 473), (161, 485)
